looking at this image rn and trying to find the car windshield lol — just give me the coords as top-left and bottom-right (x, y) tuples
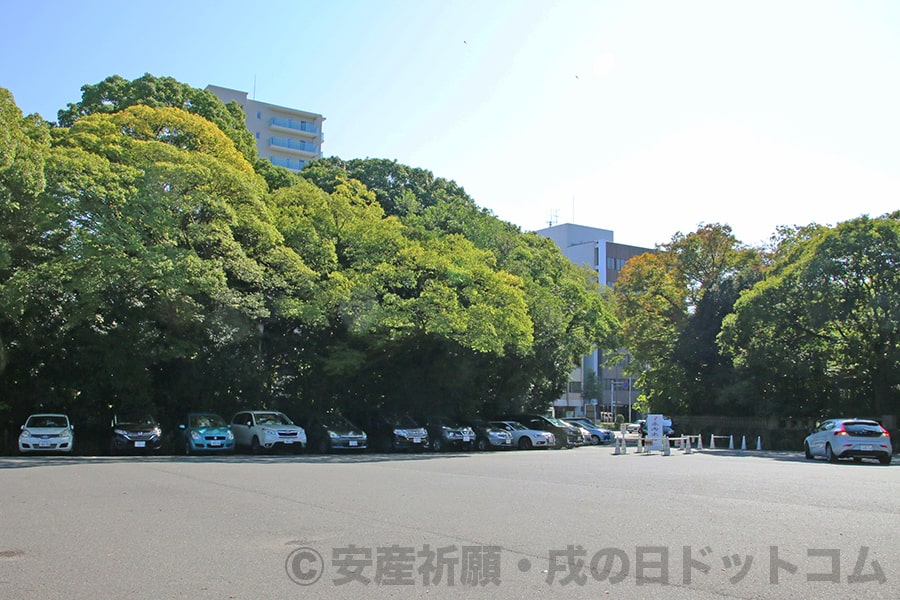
(116, 413), (155, 425)
(256, 412), (293, 426)
(497, 421), (527, 431)
(26, 415), (68, 428)
(547, 418), (569, 427)
(190, 414), (227, 428)
(843, 421), (883, 435)
(387, 414), (419, 428)
(321, 414), (354, 429)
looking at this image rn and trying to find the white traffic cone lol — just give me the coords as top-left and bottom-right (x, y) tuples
(756, 436), (762, 450)
(663, 436), (671, 456)
(741, 435), (747, 450)
(613, 436), (621, 455)
(685, 436), (692, 454)
(697, 435), (703, 450)
(710, 434), (716, 449)
(728, 435), (734, 450)
(621, 435), (627, 454)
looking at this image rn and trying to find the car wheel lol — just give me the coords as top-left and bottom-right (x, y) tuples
(591, 435), (600, 445)
(825, 443), (838, 463)
(518, 437), (533, 450)
(804, 442), (813, 460)
(184, 440), (192, 456)
(879, 454), (892, 465)
(432, 437), (443, 452)
(476, 438), (489, 451)
(250, 436), (262, 454)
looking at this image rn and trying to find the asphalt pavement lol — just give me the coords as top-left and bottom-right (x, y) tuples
(1, 446), (897, 599)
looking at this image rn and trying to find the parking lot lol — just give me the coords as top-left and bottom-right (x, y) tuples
(1, 446), (897, 599)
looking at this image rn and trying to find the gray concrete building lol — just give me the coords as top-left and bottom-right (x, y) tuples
(536, 223), (653, 421)
(206, 85), (324, 172)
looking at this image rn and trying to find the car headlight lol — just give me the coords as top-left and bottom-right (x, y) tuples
(152, 427), (162, 437)
(114, 429), (127, 436)
(20, 429), (30, 438)
(191, 431), (202, 441)
(60, 429), (72, 438)
(328, 430), (339, 439)
(226, 430), (234, 441)
(264, 428), (279, 437)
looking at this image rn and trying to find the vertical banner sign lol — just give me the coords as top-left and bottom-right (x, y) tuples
(646, 414), (664, 451)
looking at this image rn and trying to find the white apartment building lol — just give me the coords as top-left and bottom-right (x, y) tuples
(536, 223), (652, 421)
(206, 85), (324, 172)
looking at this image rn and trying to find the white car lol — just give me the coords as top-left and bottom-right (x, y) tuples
(804, 418), (892, 464)
(490, 420), (556, 450)
(231, 410), (307, 453)
(19, 413), (74, 454)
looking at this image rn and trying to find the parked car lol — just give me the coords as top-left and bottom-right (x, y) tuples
(18, 413), (75, 454)
(230, 410), (307, 453)
(419, 416), (476, 452)
(564, 418), (613, 445)
(363, 411), (429, 452)
(300, 412), (367, 454)
(462, 418), (513, 451)
(110, 411), (163, 454)
(804, 418), (892, 464)
(490, 420), (556, 450)
(499, 414), (580, 449)
(178, 412), (235, 454)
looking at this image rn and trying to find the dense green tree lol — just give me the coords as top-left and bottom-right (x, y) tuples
(615, 224), (763, 414)
(721, 215), (900, 418)
(57, 73), (257, 164)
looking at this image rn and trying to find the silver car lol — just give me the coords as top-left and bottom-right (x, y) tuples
(804, 419), (892, 464)
(490, 420), (556, 450)
(19, 413), (74, 453)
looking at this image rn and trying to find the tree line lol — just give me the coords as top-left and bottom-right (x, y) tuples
(0, 75), (616, 440)
(2, 73), (897, 444)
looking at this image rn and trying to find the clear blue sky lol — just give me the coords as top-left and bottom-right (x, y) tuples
(3, 0), (899, 248)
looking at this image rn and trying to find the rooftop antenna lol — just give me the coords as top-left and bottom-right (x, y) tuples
(548, 209), (559, 228)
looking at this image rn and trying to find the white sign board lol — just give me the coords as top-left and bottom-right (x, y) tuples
(646, 414), (665, 451)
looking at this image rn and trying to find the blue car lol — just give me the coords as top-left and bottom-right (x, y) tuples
(179, 412), (235, 454)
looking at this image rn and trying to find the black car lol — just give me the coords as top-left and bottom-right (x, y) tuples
(110, 411), (163, 454)
(418, 416), (476, 452)
(497, 414), (581, 449)
(300, 412), (368, 454)
(356, 411), (428, 453)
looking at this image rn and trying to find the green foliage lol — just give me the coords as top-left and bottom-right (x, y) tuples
(0, 79), (620, 442)
(615, 224), (764, 415)
(721, 214), (900, 418)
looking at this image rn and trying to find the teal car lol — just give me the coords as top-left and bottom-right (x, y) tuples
(178, 412), (235, 454)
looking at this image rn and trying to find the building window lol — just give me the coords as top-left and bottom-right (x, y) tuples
(568, 381), (582, 393)
(256, 112), (261, 119)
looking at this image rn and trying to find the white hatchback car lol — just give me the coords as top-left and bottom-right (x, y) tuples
(231, 410), (307, 453)
(804, 418), (892, 464)
(19, 413), (75, 454)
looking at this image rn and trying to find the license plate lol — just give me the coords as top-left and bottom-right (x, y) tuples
(39, 442), (52, 447)
(134, 441), (146, 448)
(209, 441), (222, 447)
(349, 440), (358, 447)
(463, 436), (470, 442)
(283, 440), (293, 444)
(413, 437), (421, 443)
(860, 445), (873, 451)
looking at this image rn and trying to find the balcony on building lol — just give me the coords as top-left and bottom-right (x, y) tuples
(268, 137), (319, 159)
(268, 116), (321, 140)
(268, 156), (307, 171)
